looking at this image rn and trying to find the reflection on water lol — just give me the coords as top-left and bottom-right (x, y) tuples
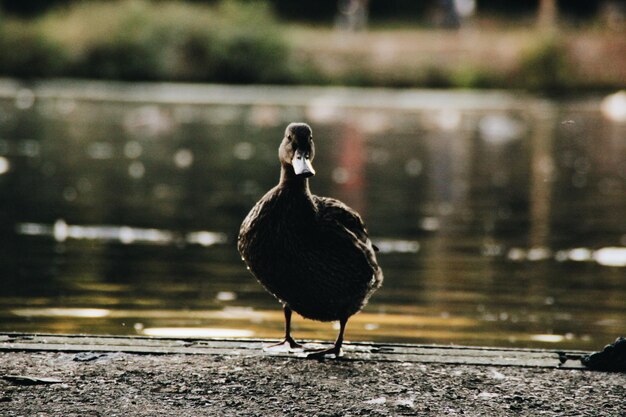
(17, 220), (227, 247)
(0, 81), (625, 350)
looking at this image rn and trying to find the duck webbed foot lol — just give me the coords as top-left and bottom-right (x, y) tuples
(306, 317), (347, 359)
(265, 336), (304, 350)
(264, 305), (304, 351)
(306, 345), (342, 359)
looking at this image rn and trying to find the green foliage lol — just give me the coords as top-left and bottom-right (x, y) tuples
(516, 36), (573, 92)
(0, 21), (68, 77)
(0, 2), (612, 91)
(451, 66), (494, 89)
(0, 0), (291, 83)
(210, 1), (290, 83)
(336, 65), (495, 90)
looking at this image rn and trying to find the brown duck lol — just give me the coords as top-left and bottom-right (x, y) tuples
(238, 122), (383, 358)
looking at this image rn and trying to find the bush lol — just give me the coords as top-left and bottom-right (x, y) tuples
(451, 66), (494, 89)
(515, 35), (573, 92)
(0, 21), (68, 78)
(79, 2), (162, 79)
(199, 1), (290, 83)
(1, 0), (292, 83)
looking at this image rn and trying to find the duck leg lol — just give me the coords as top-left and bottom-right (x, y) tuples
(266, 305), (303, 349)
(307, 317), (347, 359)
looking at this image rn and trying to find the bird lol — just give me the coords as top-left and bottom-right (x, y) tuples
(238, 122), (383, 358)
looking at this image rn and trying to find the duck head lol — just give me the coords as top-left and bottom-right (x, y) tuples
(279, 122), (316, 178)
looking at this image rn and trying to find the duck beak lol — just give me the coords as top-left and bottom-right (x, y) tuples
(292, 150), (315, 177)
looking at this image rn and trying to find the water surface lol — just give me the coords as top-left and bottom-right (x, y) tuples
(1, 81), (625, 350)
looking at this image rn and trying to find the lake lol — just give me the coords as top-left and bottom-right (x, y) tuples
(0, 80), (624, 350)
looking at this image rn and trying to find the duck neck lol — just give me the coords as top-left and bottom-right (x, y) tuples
(279, 165), (312, 195)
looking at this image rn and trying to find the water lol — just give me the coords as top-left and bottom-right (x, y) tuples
(0, 81), (625, 350)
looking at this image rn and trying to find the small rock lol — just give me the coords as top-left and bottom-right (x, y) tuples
(477, 392), (499, 400)
(3, 375), (63, 385)
(73, 352), (110, 362)
(364, 397), (386, 405)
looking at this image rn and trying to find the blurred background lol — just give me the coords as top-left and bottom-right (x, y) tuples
(0, 0), (624, 350)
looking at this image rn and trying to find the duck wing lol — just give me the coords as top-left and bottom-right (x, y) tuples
(312, 196), (380, 269)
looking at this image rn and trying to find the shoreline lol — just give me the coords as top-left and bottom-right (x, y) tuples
(0, 78), (606, 111)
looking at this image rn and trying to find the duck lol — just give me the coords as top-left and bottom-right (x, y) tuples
(238, 122), (383, 358)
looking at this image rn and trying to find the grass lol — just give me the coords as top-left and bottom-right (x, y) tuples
(0, 1), (624, 91)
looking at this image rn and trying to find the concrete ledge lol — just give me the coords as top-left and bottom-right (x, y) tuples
(1, 333), (588, 369)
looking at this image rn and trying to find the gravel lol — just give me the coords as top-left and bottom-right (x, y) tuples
(1, 351), (625, 416)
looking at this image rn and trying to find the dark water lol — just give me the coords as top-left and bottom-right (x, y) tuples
(0, 82), (625, 350)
